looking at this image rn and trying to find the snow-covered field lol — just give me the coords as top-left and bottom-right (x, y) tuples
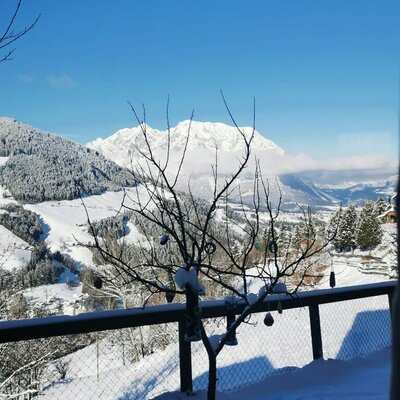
(0, 156), (9, 166)
(24, 187), (146, 268)
(24, 281), (84, 315)
(154, 348), (391, 400)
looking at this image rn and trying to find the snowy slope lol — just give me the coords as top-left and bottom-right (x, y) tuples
(154, 348), (391, 400)
(317, 176), (397, 206)
(0, 224), (32, 271)
(20, 184), (393, 399)
(24, 187), (145, 267)
(0, 117), (134, 203)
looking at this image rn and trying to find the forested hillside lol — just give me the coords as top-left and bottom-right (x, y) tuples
(0, 117), (135, 203)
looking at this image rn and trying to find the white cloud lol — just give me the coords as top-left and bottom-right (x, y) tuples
(257, 152), (397, 175)
(314, 154), (397, 172)
(47, 73), (76, 89)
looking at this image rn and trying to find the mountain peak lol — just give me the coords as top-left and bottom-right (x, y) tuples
(88, 120), (284, 164)
(0, 116), (18, 125)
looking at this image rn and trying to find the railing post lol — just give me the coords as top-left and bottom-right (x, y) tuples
(388, 292), (394, 322)
(309, 304), (323, 360)
(178, 319), (193, 393)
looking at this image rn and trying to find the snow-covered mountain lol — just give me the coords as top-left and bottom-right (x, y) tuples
(0, 117), (135, 203)
(88, 120), (284, 164)
(277, 174), (336, 208)
(88, 121), (396, 208)
(87, 121), (331, 208)
(317, 177), (397, 206)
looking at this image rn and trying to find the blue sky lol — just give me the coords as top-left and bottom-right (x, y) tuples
(0, 0), (398, 165)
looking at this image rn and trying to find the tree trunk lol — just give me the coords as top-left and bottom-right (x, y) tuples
(185, 284), (201, 341)
(207, 353), (217, 400)
(200, 323), (217, 400)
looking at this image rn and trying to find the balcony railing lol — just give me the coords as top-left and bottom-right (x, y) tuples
(0, 280), (396, 399)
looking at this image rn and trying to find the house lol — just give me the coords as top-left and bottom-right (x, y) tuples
(381, 209), (396, 224)
(380, 194), (397, 223)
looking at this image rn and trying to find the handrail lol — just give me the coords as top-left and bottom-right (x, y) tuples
(0, 281), (395, 344)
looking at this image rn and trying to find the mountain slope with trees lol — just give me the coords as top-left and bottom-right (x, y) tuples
(0, 117), (135, 203)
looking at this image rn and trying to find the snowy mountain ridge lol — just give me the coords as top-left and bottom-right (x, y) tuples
(88, 120), (284, 165)
(88, 120), (396, 208)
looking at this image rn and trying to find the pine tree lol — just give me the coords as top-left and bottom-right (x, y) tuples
(291, 225), (302, 251)
(374, 196), (389, 215)
(357, 201), (383, 250)
(334, 204), (357, 252)
(277, 224), (292, 256)
(330, 207), (343, 251)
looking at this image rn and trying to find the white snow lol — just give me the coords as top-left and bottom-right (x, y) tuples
(24, 282), (83, 307)
(0, 184), (16, 207)
(86, 121), (313, 204)
(0, 224), (32, 270)
(119, 220), (151, 248)
(0, 156), (9, 166)
(87, 121), (284, 167)
(246, 293), (258, 305)
(174, 268), (189, 290)
(24, 187), (143, 267)
(174, 268), (198, 291)
(153, 348), (391, 399)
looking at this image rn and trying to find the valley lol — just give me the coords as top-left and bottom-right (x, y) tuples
(0, 117), (396, 318)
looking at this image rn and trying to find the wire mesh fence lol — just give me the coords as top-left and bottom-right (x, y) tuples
(0, 286), (394, 400)
(320, 294), (391, 361)
(192, 307), (313, 393)
(192, 294), (391, 393)
(0, 324), (180, 400)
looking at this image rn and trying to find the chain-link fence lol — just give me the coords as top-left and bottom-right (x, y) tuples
(0, 323), (180, 399)
(192, 293), (391, 393)
(0, 284), (394, 399)
(320, 295), (391, 360)
(192, 307), (313, 393)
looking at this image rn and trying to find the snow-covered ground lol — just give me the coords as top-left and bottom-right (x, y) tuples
(24, 281), (84, 315)
(153, 348), (391, 400)
(24, 187), (145, 268)
(0, 224), (32, 271)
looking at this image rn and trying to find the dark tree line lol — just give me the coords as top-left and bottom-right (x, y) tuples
(0, 203), (42, 244)
(0, 244), (60, 292)
(88, 214), (128, 241)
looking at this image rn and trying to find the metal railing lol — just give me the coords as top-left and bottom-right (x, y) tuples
(0, 281), (396, 398)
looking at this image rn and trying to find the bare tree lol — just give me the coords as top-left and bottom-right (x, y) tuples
(0, 0), (40, 63)
(88, 94), (337, 400)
